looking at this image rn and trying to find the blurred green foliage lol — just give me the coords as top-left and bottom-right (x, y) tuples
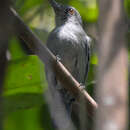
(3, 54), (47, 113)
(15, 0), (44, 16)
(2, 0), (130, 130)
(9, 37), (26, 60)
(125, 0), (130, 17)
(4, 108), (42, 130)
(69, 0), (98, 22)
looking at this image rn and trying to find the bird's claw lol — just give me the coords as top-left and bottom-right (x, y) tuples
(56, 55), (61, 62)
(79, 83), (85, 91)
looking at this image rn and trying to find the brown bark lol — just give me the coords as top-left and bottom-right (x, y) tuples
(0, 1), (13, 129)
(94, 0), (128, 130)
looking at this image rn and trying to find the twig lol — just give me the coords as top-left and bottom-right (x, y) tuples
(10, 7), (98, 117)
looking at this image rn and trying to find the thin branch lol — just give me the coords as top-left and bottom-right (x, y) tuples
(10, 7), (98, 117)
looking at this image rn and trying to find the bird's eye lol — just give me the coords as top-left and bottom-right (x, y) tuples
(68, 8), (74, 15)
(65, 8), (74, 15)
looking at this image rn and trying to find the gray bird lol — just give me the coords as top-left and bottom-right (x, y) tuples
(45, 0), (91, 115)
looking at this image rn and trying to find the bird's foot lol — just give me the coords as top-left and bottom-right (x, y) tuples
(79, 83), (85, 91)
(56, 55), (61, 62)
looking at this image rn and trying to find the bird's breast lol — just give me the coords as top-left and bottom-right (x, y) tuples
(54, 24), (84, 44)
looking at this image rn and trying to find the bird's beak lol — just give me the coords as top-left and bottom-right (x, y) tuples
(48, 0), (62, 14)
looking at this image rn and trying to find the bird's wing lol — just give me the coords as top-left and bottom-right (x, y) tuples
(84, 36), (91, 83)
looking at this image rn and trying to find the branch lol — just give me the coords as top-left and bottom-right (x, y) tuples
(10, 8), (98, 117)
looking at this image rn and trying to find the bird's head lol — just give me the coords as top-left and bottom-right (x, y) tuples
(49, 0), (82, 26)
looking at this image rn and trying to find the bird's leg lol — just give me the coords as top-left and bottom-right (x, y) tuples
(56, 55), (61, 62)
(79, 83), (85, 91)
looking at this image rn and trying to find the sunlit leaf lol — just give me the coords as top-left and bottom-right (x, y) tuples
(3, 55), (47, 113)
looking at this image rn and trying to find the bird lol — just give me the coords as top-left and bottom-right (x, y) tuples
(45, 0), (91, 120)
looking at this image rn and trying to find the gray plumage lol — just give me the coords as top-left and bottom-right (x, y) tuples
(45, 0), (91, 114)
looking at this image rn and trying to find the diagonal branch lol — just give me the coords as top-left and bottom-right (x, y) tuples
(10, 7), (98, 117)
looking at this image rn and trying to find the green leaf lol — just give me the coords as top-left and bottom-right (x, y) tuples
(3, 55), (47, 113)
(4, 106), (53, 130)
(9, 37), (26, 60)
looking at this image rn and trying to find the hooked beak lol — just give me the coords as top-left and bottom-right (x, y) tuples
(48, 0), (62, 14)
